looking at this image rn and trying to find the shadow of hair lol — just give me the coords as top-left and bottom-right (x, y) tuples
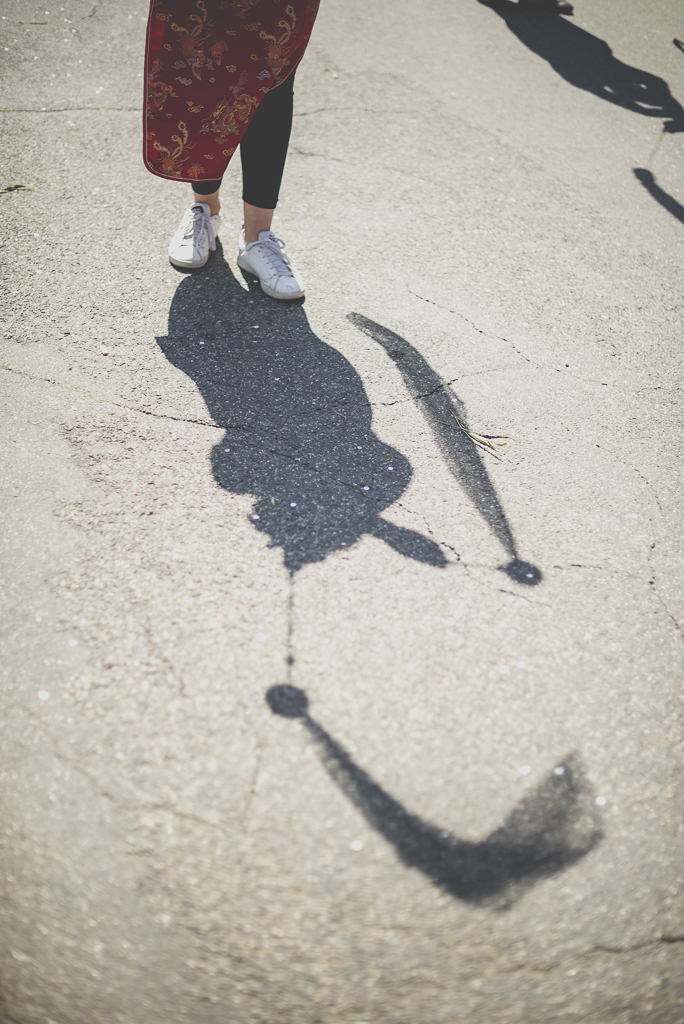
(267, 684), (603, 906)
(348, 314), (541, 585)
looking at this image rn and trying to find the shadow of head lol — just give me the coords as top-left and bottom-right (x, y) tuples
(267, 684), (603, 907)
(157, 258), (446, 572)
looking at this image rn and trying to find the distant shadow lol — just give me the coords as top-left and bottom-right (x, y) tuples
(482, 0), (684, 133)
(267, 685), (603, 906)
(156, 256), (446, 572)
(634, 168), (684, 226)
(349, 314), (541, 585)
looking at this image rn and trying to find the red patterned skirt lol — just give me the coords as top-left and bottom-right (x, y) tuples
(143, 0), (320, 184)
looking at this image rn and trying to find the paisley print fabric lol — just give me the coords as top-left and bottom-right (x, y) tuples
(143, 0), (320, 183)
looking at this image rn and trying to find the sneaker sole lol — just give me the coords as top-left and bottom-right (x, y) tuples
(169, 252), (209, 269)
(237, 253), (305, 300)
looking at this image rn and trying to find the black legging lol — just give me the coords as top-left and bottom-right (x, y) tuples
(192, 72), (294, 208)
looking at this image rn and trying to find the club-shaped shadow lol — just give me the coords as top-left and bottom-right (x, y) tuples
(157, 258), (446, 572)
(349, 314), (541, 585)
(479, 0), (684, 133)
(266, 684), (603, 906)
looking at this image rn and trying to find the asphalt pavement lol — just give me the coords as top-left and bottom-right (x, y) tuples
(1, 0), (683, 1021)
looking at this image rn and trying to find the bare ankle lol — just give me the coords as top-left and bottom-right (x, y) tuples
(243, 201), (274, 244)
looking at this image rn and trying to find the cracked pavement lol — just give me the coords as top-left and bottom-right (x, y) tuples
(1, 0), (684, 1021)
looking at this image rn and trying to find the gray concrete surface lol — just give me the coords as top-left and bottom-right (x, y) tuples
(1, 0), (684, 1021)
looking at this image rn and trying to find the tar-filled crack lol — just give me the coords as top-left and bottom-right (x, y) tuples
(1, 363), (223, 429)
(0, 106), (140, 113)
(407, 289), (619, 389)
(294, 106), (414, 118)
(585, 936), (684, 955)
(394, 502), (544, 602)
(372, 378), (458, 406)
(652, 586), (684, 645)
(241, 742), (263, 832)
(601, 447), (665, 519)
(369, 367), (514, 408)
(467, 934), (684, 983)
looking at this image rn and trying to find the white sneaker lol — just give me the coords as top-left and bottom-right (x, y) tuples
(168, 202), (221, 269)
(237, 230), (305, 300)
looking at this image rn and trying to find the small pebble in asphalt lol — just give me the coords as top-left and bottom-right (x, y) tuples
(38, 690), (49, 701)
(595, 796), (607, 806)
(519, 765), (531, 775)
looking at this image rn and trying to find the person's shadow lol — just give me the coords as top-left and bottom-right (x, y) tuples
(158, 255), (447, 573)
(157, 255), (540, 582)
(480, 0), (684, 133)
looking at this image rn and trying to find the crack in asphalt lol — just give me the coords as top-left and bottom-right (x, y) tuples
(407, 288), (620, 389)
(465, 934), (684, 982)
(5, 363), (667, 604)
(0, 106), (141, 113)
(586, 936), (684, 955)
(368, 365), (521, 408)
(1, 363), (223, 429)
(294, 106), (415, 118)
(20, 704), (236, 838)
(373, 377), (459, 406)
(652, 585), (684, 645)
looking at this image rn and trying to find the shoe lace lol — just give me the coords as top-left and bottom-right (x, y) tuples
(183, 203), (211, 245)
(249, 232), (294, 277)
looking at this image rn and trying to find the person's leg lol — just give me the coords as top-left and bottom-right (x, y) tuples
(191, 177), (223, 215)
(236, 74), (304, 298)
(240, 74), (295, 242)
(236, 73), (305, 299)
(168, 177), (223, 269)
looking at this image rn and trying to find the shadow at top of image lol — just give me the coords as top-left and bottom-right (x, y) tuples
(267, 684), (603, 906)
(157, 253), (446, 573)
(479, 0), (684, 133)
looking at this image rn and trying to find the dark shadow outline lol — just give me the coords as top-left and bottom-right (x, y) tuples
(267, 684), (603, 907)
(349, 314), (542, 586)
(634, 168), (684, 227)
